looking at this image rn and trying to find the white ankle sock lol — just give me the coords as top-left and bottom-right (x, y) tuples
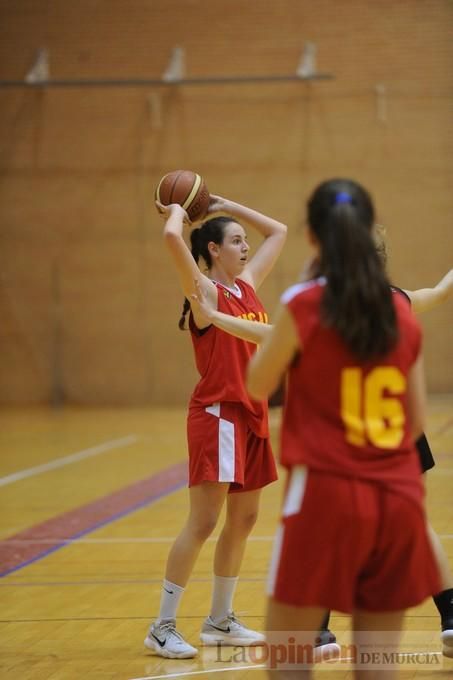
(157, 579), (185, 622)
(210, 575), (238, 621)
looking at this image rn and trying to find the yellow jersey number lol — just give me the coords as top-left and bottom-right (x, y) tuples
(341, 367), (406, 449)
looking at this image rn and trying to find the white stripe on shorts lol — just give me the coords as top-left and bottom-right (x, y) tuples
(206, 403), (220, 418)
(205, 403), (235, 482)
(267, 466), (308, 596)
(218, 417), (235, 482)
(282, 465), (307, 517)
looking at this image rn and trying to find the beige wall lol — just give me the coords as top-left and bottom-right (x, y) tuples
(0, 0), (452, 404)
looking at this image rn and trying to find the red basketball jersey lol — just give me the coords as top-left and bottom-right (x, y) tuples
(189, 278), (269, 437)
(280, 278), (423, 503)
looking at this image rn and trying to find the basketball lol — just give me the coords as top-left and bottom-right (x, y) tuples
(155, 170), (210, 222)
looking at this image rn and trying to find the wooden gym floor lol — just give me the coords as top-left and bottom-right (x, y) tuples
(0, 397), (452, 679)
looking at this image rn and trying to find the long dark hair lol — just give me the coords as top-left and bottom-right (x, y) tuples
(308, 178), (397, 359)
(178, 216), (232, 330)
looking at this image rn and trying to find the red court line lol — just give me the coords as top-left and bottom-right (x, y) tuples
(0, 462), (187, 577)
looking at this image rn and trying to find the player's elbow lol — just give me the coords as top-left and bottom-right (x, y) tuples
(247, 380), (267, 402)
(275, 222), (288, 240)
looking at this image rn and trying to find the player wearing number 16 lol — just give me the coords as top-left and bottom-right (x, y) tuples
(247, 178), (440, 678)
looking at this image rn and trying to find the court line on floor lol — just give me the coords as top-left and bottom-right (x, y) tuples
(131, 650), (443, 680)
(431, 415), (453, 439)
(2, 533), (452, 544)
(129, 666), (266, 680)
(0, 536), (274, 544)
(133, 654), (448, 680)
(0, 434), (138, 487)
(0, 612), (273, 622)
(0, 577), (266, 588)
(0, 461), (187, 578)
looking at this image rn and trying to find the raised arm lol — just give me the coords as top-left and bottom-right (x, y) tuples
(209, 195), (287, 290)
(404, 269), (453, 314)
(159, 202), (217, 326)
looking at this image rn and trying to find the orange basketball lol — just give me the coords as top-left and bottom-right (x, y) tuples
(155, 170), (210, 222)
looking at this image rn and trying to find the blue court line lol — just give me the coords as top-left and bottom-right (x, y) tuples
(0, 477), (186, 579)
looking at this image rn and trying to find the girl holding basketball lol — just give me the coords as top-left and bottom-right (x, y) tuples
(144, 193), (287, 658)
(245, 179), (440, 679)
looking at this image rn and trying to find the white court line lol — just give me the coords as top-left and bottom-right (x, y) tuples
(133, 653), (446, 680)
(3, 534), (453, 545)
(0, 435), (138, 488)
(129, 666), (265, 680)
(397, 651), (443, 656)
(130, 651), (443, 679)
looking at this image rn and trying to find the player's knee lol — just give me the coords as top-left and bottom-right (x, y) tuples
(190, 515), (218, 541)
(231, 510), (259, 535)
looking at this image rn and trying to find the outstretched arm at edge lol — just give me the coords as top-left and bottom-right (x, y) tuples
(405, 268), (453, 314)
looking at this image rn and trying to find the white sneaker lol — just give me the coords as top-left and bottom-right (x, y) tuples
(200, 611), (265, 646)
(144, 619), (198, 659)
(314, 641), (341, 662)
(314, 629), (341, 662)
(441, 626), (453, 658)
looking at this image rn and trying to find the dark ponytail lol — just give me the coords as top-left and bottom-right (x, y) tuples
(308, 179), (397, 359)
(178, 298), (191, 331)
(178, 216), (232, 330)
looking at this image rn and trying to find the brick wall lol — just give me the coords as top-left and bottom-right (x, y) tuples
(0, 0), (452, 404)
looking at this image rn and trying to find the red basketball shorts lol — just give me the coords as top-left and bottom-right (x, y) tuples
(268, 466), (440, 613)
(187, 402), (277, 492)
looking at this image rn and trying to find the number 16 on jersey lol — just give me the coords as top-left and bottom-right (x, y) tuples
(341, 367), (406, 449)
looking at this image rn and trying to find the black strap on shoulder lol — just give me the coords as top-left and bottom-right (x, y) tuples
(391, 285), (411, 305)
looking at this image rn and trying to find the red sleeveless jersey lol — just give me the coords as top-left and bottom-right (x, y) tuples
(280, 278), (423, 503)
(189, 278), (269, 437)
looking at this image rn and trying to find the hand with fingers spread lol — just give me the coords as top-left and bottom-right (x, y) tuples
(187, 194), (227, 228)
(205, 194), (227, 217)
